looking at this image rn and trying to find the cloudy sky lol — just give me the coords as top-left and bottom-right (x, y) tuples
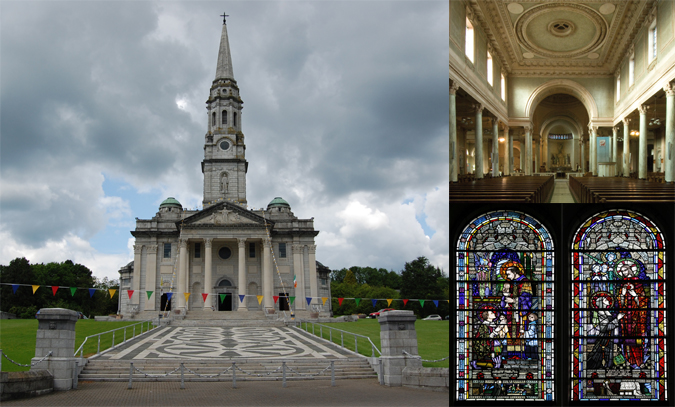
(0, 1), (449, 281)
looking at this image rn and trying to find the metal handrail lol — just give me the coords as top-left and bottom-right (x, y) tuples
(74, 320), (154, 357)
(295, 320), (381, 357)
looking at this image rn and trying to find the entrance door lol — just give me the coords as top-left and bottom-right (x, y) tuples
(160, 294), (172, 311)
(218, 293), (233, 311)
(278, 292), (290, 311)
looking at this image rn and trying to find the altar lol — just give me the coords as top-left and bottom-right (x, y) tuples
(598, 162), (616, 177)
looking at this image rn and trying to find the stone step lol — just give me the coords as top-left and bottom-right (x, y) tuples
(79, 374), (377, 382)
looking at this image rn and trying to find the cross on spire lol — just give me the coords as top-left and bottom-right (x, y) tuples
(220, 12), (229, 24)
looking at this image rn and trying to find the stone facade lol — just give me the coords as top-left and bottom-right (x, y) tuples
(119, 20), (329, 317)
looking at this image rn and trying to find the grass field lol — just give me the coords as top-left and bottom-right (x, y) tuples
(0, 319), (154, 372)
(299, 318), (449, 367)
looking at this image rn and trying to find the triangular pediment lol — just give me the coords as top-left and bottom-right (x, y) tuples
(178, 201), (272, 229)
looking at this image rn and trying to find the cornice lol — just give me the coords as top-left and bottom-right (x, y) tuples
(606, 0), (654, 74)
(469, 0), (511, 74)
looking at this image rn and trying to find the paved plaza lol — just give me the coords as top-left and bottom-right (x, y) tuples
(98, 326), (354, 360)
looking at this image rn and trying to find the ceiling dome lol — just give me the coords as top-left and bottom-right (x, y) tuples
(159, 197), (182, 209)
(267, 197), (290, 209)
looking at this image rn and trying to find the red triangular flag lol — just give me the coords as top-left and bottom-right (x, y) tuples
(202, 293), (209, 302)
(51, 286), (59, 296)
(127, 289), (134, 299)
(273, 295), (279, 304)
(338, 298), (344, 306)
(403, 299), (409, 306)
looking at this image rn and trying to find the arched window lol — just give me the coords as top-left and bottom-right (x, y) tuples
(233, 112), (237, 127)
(456, 210), (555, 401)
(212, 112), (216, 126)
(222, 110), (227, 125)
(570, 209), (667, 401)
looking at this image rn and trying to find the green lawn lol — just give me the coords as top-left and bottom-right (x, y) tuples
(0, 319), (154, 372)
(299, 318), (449, 367)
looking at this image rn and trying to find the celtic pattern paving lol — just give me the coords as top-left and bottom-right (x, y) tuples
(108, 327), (350, 360)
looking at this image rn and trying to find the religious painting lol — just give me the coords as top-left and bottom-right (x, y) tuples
(456, 210), (555, 401)
(571, 209), (667, 401)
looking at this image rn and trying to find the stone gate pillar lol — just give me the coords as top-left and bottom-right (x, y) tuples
(378, 310), (422, 386)
(30, 308), (78, 390)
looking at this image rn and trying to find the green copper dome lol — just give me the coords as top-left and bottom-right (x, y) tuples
(267, 197), (290, 209)
(159, 197), (182, 209)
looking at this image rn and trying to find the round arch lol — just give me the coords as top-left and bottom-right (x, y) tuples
(525, 79), (599, 121)
(540, 115), (583, 140)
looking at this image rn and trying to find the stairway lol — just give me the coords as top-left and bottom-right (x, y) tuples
(79, 357), (377, 382)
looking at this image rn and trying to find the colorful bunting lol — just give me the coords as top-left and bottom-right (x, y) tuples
(239, 294), (245, 303)
(293, 275), (297, 288)
(32, 285), (39, 294)
(338, 297), (344, 306)
(433, 300), (438, 308)
(127, 290), (134, 299)
(387, 299), (393, 307)
(419, 299), (425, 307)
(321, 297), (328, 305)
(403, 299), (409, 307)
(166, 292), (173, 301)
(51, 286), (59, 296)
(89, 288), (96, 298)
(11, 284), (18, 294)
(355, 298), (361, 306)
(290, 296), (295, 305)
(273, 295), (279, 304)
(70, 287), (77, 296)
(256, 295), (263, 305)
(306, 297), (312, 306)
(147, 291), (153, 300)
(371, 299), (377, 307)
(109, 289), (117, 298)
(184, 293), (191, 302)
(219, 293), (226, 303)
(202, 293), (208, 302)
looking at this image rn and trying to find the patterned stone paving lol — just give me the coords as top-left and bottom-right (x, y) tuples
(99, 326), (353, 360)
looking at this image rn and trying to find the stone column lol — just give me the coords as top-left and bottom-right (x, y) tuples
(524, 125), (532, 175)
(237, 238), (247, 311)
(533, 139), (539, 173)
(144, 245), (157, 311)
(184, 241), (190, 310)
(503, 126), (510, 176)
(177, 238), (187, 310)
(589, 124), (597, 176)
(492, 118), (499, 176)
(378, 310), (423, 387)
(450, 81), (459, 182)
(612, 125), (619, 175)
(262, 238), (273, 310)
(638, 104), (648, 179)
(204, 238), (213, 310)
(666, 82), (675, 182)
(580, 138), (585, 172)
(508, 130), (514, 174)
(474, 104), (484, 178)
(132, 245), (142, 306)
(293, 244), (306, 310)
(623, 117), (631, 177)
(458, 128), (466, 175)
(31, 308), (78, 390)
(308, 245), (318, 307)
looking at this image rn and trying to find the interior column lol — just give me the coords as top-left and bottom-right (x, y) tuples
(237, 238), (247, 311)
(474, 104), (484, 179)
(504, 126), (510, 176)
(590, 124), (597, 176)
(580, 138), (585, 172)
(450, 81), (459, 182)
(524, 125), (532, 175)
(638, 104), (648, 179)
(612, 125), (619, 175)
(492, 118), (499, 176)
(144, 245), (157, 311)
(293, 244), (306, 310)
(623, 118), (631, 177)
(508, 130), (514, 174)
(132, 245), (142, 307)
(262, 238), (273, 310)
(204, 238), (213, 310)
(177, 239), (187, 310)
(533, 139), (539, 173)
(666, 82), (675, 182)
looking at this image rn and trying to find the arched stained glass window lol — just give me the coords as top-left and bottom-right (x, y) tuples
(456, 210), (555, 401)
(571, 209), (667, 401)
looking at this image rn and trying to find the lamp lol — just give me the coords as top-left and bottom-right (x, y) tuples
(649, 99), (660, 126)
(499, 137), (505, 142)
(630, 129), (640, 137)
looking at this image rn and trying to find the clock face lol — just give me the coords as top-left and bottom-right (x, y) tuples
(219, 140), (230, 151)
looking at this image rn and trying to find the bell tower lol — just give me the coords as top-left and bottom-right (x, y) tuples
(203, 13), (247, 207)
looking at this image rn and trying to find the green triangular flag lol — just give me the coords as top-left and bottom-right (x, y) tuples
(220, 293), (227, 303)
(290, 296), (295, 305)
(70, 287), (77, 296)
(355, 298), (361, 306)
(147, 291), (153, 300)
(419, 300), (425, 307)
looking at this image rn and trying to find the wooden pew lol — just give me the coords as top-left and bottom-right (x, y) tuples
(449, 176), (554, 203)
(569, 176), (675, 203)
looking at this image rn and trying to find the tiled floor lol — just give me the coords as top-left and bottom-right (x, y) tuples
(549, 179), (575, 203)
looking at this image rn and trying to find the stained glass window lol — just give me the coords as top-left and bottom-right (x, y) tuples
(571, 209), (667, 401)
(456, 210), (555, 401)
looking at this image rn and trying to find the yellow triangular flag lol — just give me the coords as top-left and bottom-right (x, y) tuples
(321, 297), (328, 305)
(109, 289), (117, 298)
(32, 285), (39, 294)
(257, 295), (263, 305)
(184, 293), (191, 302)
(387, 299), (393, 307)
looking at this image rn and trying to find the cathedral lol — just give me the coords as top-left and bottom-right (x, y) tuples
(118, 17), (331, 317)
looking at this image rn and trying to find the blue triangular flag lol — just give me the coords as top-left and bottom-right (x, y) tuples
(371, 299), (377, 307)
(239, 294), (245, 303)
(11, 284), (19, 294)
(89, 288), (96, 298)
(166, 292), (173, 301)
(433, 300), (439, 307)
(306, 297), (312, 306)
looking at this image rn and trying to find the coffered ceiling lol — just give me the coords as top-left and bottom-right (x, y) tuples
(468, 0), (656, 76)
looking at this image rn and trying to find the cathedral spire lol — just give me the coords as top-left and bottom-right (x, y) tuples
(215, 13), (234, 80)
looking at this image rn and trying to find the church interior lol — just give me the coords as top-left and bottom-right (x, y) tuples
(449, 0), (675, 203)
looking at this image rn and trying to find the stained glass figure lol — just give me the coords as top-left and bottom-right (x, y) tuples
(571, 209), (667, 401)
(456, 211), (555, 401)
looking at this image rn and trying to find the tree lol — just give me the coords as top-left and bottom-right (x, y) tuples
(343, 269), (358, 286)
(399, 257), (447, 318)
